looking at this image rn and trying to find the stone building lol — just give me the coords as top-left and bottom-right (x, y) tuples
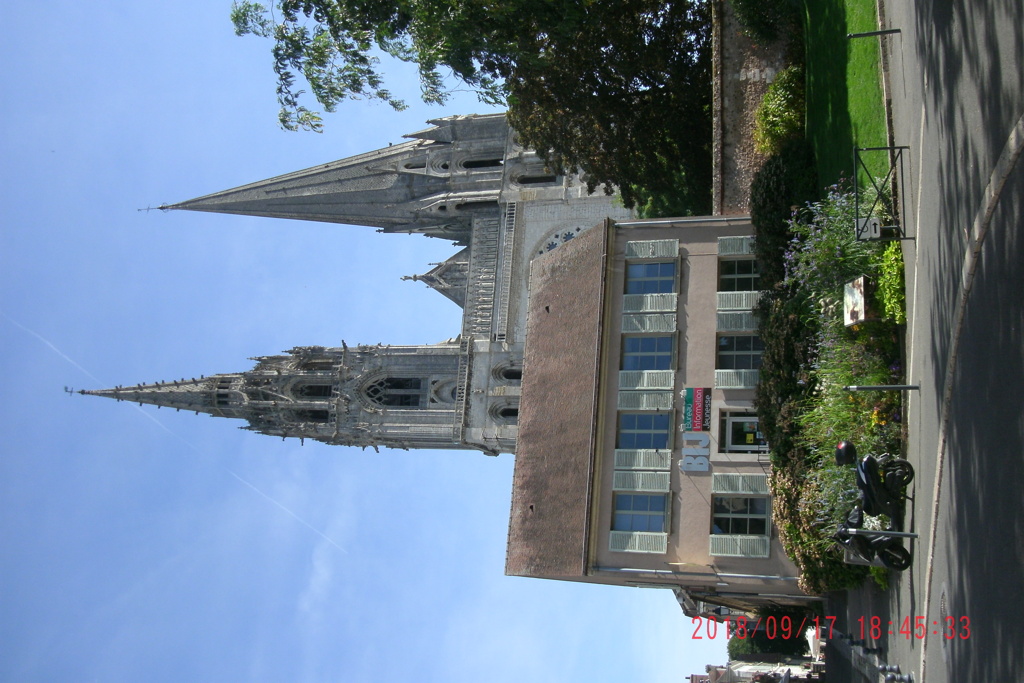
(84, 113), (631, 456)
(86, 113), (815, 610)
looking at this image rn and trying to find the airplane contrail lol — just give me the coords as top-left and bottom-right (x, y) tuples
(2, 312), (104, 385)
(3, 311), (347, 553)
(227, 470), (348, 553)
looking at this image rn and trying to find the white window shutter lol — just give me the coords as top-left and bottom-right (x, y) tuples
(712, 473), (769, 495)
(717, 311), (759, 332)
(610, 531), (669, 553)
(623, 293), (678, 313)
(612, 471), (671, 492)
(717, 291), (762, 310)
(718, 236), (756, 256)
(626, 240), (679, 259)
(617, 391), (674, 410)
(709, 534), (770, 558)
(614, 449), (672, 470)
(619, 370), (675, 390)
(622, 314), (677, 333)
(715, 369), (760, 389)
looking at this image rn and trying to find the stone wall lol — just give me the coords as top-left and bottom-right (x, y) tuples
(712, 0), (790, 215)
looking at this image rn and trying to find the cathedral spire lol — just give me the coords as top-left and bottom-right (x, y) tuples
(81, 343), (492, 451)
(159, 113), (511, 243)
(80, 375), (241, 416)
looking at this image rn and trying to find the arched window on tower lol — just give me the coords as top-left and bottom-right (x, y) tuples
(294, 384), (333, 398)
(493, 365), (522, 384)
(516, 174), (560, 185)
(462, 158), (504, 169)
(491, 402), (519, 423)
(365, 378), (426, 408)
(294, 409), (331, 423)
(454, 200), (499, 212)
(300, 359), (336, 372)
(500, 368), (522, 382)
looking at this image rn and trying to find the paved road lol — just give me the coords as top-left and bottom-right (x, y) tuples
(835, 1), (1024, 681)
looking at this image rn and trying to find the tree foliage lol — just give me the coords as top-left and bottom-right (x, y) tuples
(726, 608), (812, 660)
(231, 0), (712, 210)
(504, 0), (712, 212)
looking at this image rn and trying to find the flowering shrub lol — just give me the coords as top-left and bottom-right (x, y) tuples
(783, 183), (883, 319)
(756, 183), (907, 593)
(750, 139), (818, 289)
(796, 319), (903, 457)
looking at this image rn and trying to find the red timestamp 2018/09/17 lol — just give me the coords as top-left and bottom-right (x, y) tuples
(688, 615), (837, 640)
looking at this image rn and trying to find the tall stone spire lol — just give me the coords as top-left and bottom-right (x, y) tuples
(83, 343), (484, 451)
(81, 376), (238, 417)
(86, 111), (634, 457)
(160, 113), (511, 243)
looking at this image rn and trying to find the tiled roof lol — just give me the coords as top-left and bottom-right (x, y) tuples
(505, 221), (610, 578)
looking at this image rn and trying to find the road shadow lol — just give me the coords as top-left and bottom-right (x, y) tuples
(886, 0), (1023, 678)
(914, 0), (1024, 420)
(939, 161), (1024, 680)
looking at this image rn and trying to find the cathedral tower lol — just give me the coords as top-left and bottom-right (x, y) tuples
(83, 342), (472, 451)
(86, 113), (633, 455)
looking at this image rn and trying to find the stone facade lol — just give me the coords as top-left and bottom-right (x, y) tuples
(86, 114), (815, 613)
(84, 113), (634, 455)
(712, 0), (791, 215)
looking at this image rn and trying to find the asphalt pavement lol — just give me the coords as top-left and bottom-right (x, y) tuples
(832, 1), (1024, 681)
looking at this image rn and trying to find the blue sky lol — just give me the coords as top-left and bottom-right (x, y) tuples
(0, 2), (727, 680)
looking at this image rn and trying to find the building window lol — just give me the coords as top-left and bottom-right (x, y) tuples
(719, 259), (761, 292)
(455, 200), (499, 212)
(719, 412), (767, 452)
(717, 335), (765, 370)
(498, 367), (522, 382)
(516, 174), (559, 185)
(622, 336), (674, 371)
(294, 409), (331, 423)
(365, 378), (425, 407)
(462, 158), (503, 169)
(626, 262), (676, 294)
(613, 494), (668, 532)
(617, 413), (671, 449)
(712, 497), (769, 535)
(294, 384), (333, 398)
(300, 359), (336, 371)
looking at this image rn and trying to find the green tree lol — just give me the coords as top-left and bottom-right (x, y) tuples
(505, 0), (712, 212)
(231, 0), (712, 210)
(726, 608), (812, 660)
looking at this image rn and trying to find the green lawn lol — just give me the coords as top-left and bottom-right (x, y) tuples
(804, 0), (888, 187)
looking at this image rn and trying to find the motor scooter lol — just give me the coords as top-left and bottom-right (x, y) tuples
(833, 505), (913, 570)
(832, 441), (915, 570)
(834, 440), (914, 524)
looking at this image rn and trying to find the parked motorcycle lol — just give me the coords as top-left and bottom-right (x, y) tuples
(832, 441), (915, 571)
(834, 440), (914, 524)
(833, 506), (913, 571)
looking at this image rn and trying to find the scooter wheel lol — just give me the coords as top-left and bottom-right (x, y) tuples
(879, 544), (912, 571)
(885, 459), (915, 487)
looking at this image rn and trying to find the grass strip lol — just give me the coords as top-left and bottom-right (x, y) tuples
(804, 0), (888, 186)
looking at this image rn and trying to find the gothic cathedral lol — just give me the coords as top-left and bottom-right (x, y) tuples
(84, 114), (633, 455)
